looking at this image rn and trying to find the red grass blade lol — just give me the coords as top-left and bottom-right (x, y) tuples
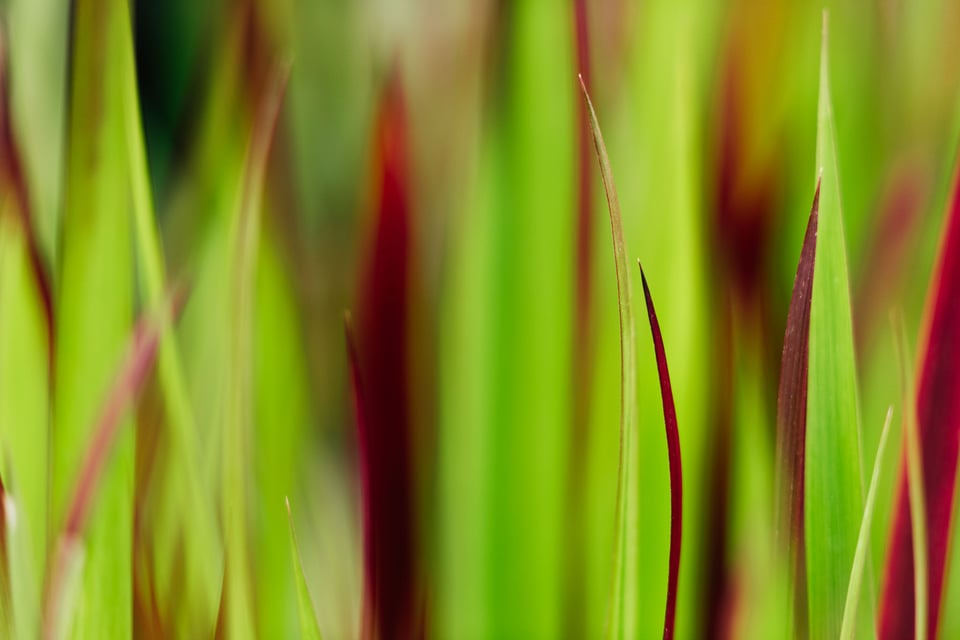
(773, 180), (820, 632)
(43, 288), (185, 639)
(349, 73), (418, 640)
(638, 264), (682, 640)
(880, 151), (960, 640)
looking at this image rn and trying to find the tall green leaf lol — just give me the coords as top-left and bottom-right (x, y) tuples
(118, 7), (222, 633)
(804, 12), (870, 639)
(53, 0), (134, 634)
(219, 61), (290, 640)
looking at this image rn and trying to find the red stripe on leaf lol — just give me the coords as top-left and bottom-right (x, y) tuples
(880, 154), (960, 640)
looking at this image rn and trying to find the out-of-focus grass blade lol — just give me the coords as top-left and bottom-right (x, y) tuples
(840, 406), (893, 640)
(437, 4), (573, 635)
(219, 59), (290, 640)
(892, 315), (929, 640)
(880, 146), (960, 640)
(0, 45), (51, 638)
(352, 79), (419, 639)
(44, 293), (176, 639)
(253, 227), (313, 638)
(117, 6), (221, 633)
(804, 12), (870, 639)
(638, 265), (682, 640)
(4, 0), (69, 261)
(285, 498), (323, 640)
(53, 0), (134, 634)
(774, 180), (819, 634)
(577, 75), (637, 639)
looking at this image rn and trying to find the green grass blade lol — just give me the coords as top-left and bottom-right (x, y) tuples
(893, 316), (928, 640)
(286, 498), (322, 640)
(840, 406), (893, 640)
(45, 292), (176, 639)
(0, 214), (48, 639)
(117, 6), (222, 632)
(220, 60), (290, 640)
(578, 76), (637, 639)
(53, 0), (134, 634)
(804, 11), (870, 639)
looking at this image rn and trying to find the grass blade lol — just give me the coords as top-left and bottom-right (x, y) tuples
(44, 292), (180, 639)
(840, 406), (893, 640)
(219, 59), (290, 640)
(53, 0), (135, 634)
(893, 315), (929, 640)
(577, 75), (637, 639)
(638, 265), (682, 640)
(880, 149), (960, 640)
(804, 12), (870, 638)
(350, 78), (419, 639)
(117, 6), (221, 632)
(0, 42), (52, 638)
(285, 498), (323, 640)
(774, 180), (820, 633)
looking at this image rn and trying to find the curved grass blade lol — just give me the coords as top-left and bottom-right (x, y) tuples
(879, 149), (960, 640)
(804, 12), (870, 639)
(773, 180), (820, 634)
(285, 498), (323, 640)
(638, 265), (682, 640)
(577, 74), (637, 639)
(840, 406), (893, 640)
(219, 59), (290, 640)
(43, 291), (181, 640)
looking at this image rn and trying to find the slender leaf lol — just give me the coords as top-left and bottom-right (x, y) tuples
(285, 498), (323, 640)
(578, 75), (637, 639)
(880, 147), (960, 640)
(117, 6), (221, 632)
(44, 293), (178, 639)
(351, 78), (419, 639)
(53, 0), (135, 634)
(774, 180), (820, 634)
(0, 50), (50, 637)
(219, 60), (290, 640)
(804, 12), (870, 639)
(840, 406), (893, 640)
(638, 265), (682, 640)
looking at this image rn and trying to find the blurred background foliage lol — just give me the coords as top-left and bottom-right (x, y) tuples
(1, 0), (960, 637)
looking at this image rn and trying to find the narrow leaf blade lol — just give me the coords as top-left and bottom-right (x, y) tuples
(638, 265), (682, 640)
(286, 498), (323, 640)
(840, 406), (894, 640)
(577, 75), (637, 639)
(774, 181), (820, 633)
(804, 12), (870, 638)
